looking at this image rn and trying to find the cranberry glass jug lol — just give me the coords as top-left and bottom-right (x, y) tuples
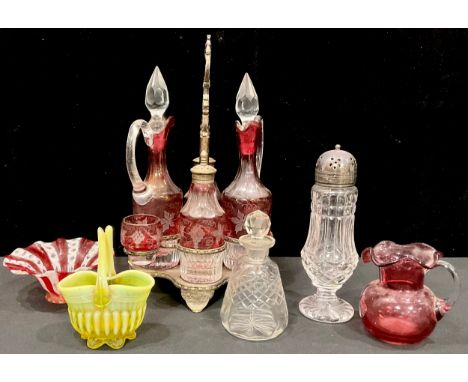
(126, 66), (183, 268)
(360, 241), (460, 345)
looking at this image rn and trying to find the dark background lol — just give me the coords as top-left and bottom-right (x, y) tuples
(2, 29), (468, 258)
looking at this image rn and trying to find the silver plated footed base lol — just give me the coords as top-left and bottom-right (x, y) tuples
(129, 263), (231, 313)
(299, 294), (354, 323)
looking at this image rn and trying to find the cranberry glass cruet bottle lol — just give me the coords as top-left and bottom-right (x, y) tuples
(184, 156), (220, 201)
(178, 35), (227, 284)
(126, 66), (183, 269)
(360, 241), (460, 345)
(221, 73), (272, 270)
(220, 210), (288, 341)
(299, 145), (358, 323)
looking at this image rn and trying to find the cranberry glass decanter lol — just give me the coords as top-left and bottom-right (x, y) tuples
(126, 66), (183, 269)
(300, 145), (358, 323)
(221, 73), (272, 270)
(178, 35), (227, 284)
(220, 210), (288, 341)
(360, 241), (460, 345)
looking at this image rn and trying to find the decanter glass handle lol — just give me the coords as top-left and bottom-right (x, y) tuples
(434, 260), (461, 320)
(256, 117), (264, 177)
(126, 119), (147, 192)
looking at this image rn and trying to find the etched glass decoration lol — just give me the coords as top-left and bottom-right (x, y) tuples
(126, 66), (183, 269)
(220, 210), (288, 341)
(299, 145), (359, 323)
(360, 241), (460, 345)
(178, 182), (226, 283)
(221, 73), (272, 270)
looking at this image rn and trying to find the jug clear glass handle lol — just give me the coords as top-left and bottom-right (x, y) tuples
(126, 119), (154, 205)
(434, 260), (461, 320)
(126, 119), (147, 192)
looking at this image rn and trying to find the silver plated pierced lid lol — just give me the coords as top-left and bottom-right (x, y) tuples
(315, 144), (357, 187)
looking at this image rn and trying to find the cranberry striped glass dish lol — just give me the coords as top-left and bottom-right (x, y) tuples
(3, 237), (98, 304)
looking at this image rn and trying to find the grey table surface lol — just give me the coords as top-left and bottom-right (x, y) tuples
(0, 257), (467, 353)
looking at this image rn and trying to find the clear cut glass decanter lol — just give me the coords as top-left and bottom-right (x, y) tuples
(221, 73), (272, 270)
(299, 144), (359, 323)
(220, 210), (288, 341)
(126, 66), (183, 269)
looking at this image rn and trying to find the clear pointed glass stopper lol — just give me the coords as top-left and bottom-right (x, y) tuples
(235, 73), (259, 125)
(244, 210), (270, 239)
(145, 66), (169, 118)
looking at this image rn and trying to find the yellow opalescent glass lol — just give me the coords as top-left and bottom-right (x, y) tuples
(59, 226), (155, 349)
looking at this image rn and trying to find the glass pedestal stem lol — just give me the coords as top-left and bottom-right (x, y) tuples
(299, 285), (354, 324)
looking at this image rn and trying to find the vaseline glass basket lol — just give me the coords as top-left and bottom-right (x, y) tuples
(59, 226), (155, 349)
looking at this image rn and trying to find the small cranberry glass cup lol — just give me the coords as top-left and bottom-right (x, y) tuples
(121, 214), (162, 268)
(121, 214), (179, 269)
